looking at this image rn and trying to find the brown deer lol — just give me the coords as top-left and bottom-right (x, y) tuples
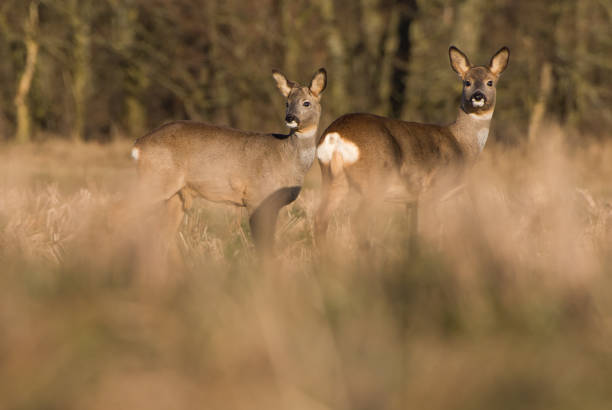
(314, 46), (509, 245)
(131, 68), (327, 256)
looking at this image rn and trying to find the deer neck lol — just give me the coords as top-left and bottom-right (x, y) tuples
(291, 125), (318, 172)
(448, 107), (494, 160)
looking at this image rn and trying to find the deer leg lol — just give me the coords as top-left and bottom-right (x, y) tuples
(135, 191), (187, 283)
(351, 183), (389, 250)
(131, 170), (186, 281)
(162, 192), (186, 266)
(352, 198), (375, 250)
(314, 175), (332, 243)
(406, 201), (419, 256)
(249, 186), (301, 255)
(314, 171), (349, 247)
(109, 171), (182, 233)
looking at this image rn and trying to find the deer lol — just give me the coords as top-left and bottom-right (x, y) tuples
(314, 46), (509, 248)
(130, 68), (327, 257)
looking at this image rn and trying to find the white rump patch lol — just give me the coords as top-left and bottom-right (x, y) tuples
(477, 128), (489, 151)
(317, 132), (360, 165)
(131, 147), (140, 160)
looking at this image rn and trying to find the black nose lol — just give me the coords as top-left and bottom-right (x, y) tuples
(285, 114), (298, 124)
(472, 92), (485, 101)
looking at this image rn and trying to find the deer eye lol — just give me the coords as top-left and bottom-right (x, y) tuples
(464, 80), (471, 87)
(487, 80), (493, 86)
(303, 101), (311, 107)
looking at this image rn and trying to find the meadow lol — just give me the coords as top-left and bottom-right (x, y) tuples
(0, 129), (611, 410)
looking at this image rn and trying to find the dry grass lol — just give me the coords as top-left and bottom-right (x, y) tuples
(0, 130), (611, 410)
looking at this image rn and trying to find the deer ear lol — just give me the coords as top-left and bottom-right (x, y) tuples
(272, 69), (294, 97)
(489, 46), (510, 76)
(449, 46), (472, 77)
(309, 68), (327, 97)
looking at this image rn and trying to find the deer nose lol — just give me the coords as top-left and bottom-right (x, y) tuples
(285, 114), (299, 124)
(472, 91), (485, 101)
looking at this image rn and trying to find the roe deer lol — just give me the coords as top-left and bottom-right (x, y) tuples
(314, 46), (509, 246)
(132, 68), (327, 255)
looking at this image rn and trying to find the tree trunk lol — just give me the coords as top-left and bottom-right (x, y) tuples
(203, 0), (219, 122)
(14, 1), (39, 144)
(572, 0), (589, 128)
(452, 0), (486, 53)
(358, 0), (392, 113)
(317, 0), (348, 117)
(528, 62), (553, 144)
(279, 0), (299, 77)
(388, 0), (417, 119)
(112, 0), (147, 137)
(69, 0), (92, 141)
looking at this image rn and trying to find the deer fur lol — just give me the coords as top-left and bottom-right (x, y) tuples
(132, 68), (327, 256)
(314, 46), (509, 244)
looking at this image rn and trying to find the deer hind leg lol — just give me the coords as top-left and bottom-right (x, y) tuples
(135, 191), (186, 283)
(109, 168), (183, 234)
(314, 162), (349, 247)
(348, 174), (393, 250)
(162, 192), (187, 266)
(133, 169), (187, 281)
(249, 186), (302, 256)
(406, 201), (419, 256)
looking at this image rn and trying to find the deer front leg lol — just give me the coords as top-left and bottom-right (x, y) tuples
(249, 186), (302, 255)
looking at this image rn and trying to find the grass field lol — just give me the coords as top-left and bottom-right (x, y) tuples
(1, 131), (611, 409)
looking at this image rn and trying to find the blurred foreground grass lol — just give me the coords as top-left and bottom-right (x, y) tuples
(0, 134), (611, 410)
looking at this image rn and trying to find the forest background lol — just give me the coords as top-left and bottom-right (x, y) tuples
(1, 0), (610, 144)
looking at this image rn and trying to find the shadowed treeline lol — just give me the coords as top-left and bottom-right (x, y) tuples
(1, 0), (611, 142)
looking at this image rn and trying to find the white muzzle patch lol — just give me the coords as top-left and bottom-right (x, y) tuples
(286, 121), (298, 129)
(317, 132), (360, 165)
(471, 99), (485, 108)
(131, 147), (140, 160)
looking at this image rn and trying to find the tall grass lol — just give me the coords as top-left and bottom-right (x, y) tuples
(0, 130), (611, 409)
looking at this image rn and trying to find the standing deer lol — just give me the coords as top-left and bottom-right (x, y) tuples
(131, 68), (327, 256)
(314, 46), (509, 245)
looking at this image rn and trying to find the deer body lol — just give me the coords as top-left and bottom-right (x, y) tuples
(133, 122), (317, 208)
(132, 68), (327, 254)
(314, 46), (509, 241)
